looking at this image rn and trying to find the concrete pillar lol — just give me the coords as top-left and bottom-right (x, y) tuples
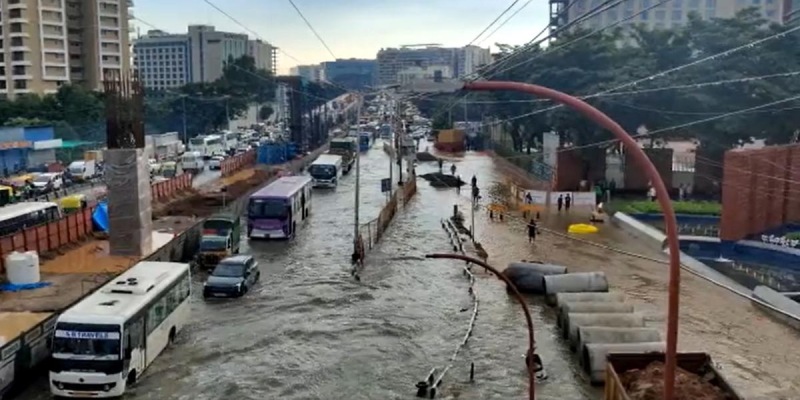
(105, 148), (153, 256)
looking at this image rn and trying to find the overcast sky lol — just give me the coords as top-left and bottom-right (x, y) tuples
(134, 0), (550, 73)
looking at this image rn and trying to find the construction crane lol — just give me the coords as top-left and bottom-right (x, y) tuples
(399, 43), (442, 48)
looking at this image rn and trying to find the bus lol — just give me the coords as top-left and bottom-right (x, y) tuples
(188, 135), (224, 158)
(0, 201), (62, 236)
(359, 132), (371, 152)
(221, 131), (238, 152)
(308, 154), (343, 188)
(49, 261), (191, 398)
(247, 175), (312, 239)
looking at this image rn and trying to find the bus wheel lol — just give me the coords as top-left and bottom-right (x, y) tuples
(127, 370), (137, 386)
(168, 327), (176, 345)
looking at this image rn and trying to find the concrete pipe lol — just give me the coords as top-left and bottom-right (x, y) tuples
(506, 271), (546, 294)
(507, 262), (568, 276)
(556, 302), (634, 329)
(576, 327), (661, 359)
(543, 273), (609, 305)
(562, 312), (645, 342)
(582, 342), (666, 385)
(551, 292), (626, 308)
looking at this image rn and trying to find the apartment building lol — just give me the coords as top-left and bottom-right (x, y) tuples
(319, 58), (375, 89)
(786, 0), (800, 22)
(132, 30), (190, 90)
(397, 64), (452, 85)
(188, 25), (247, 83)
(248, 39), (276, 73)
(65, 0), (131, 90)
(0, 0), (131, 99)
(557, 0), (786, 31)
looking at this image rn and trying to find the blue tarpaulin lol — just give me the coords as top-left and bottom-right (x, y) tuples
(92, 201), (109, 232)
(0, 282), (52, 292)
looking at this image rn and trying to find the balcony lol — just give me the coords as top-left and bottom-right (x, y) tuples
(7, 0), (27, 10)
(40, 0), (63, 10)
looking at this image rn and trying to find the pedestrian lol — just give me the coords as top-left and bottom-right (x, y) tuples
(678, 183), (686, 201)
(528, 218), (537, 243)
(647, 186), (656, 202)
(557, 194), (563, 212)
(456, 175), (461, 194)
(525, 192), (533, 204)
(565, 193), (572, 211)
(471, 175), (477, 188)
(450, 163), (457, 175)
(438, 159), (443, 173)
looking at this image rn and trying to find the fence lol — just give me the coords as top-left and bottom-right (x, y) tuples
(221, 150), (257, 177)
(358, 174), (418, 253)
(151, 173), (193, 202)
(0, 207), (94, 273)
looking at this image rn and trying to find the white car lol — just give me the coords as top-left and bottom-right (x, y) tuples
(208, 156), (225, 170)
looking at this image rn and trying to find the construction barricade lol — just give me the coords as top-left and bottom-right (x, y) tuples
(0, 207), (94, 274)
(221, 150), (256, 177)
(151, 173), (193, 203)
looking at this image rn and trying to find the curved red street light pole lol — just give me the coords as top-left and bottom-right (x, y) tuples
(463, 80), (682, 399)
(426, 253), (537, 400)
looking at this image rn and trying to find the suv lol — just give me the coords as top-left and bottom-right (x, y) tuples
(202, 255), (260, 298)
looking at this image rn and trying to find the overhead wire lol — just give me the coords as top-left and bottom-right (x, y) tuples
(477, 0), (535, 46)
(286, 0), (338, 60)
(466, 0), (522, 46)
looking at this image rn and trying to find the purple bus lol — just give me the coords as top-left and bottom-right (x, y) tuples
(247, 175), (313, 239)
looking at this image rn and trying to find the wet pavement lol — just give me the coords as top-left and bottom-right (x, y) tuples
(15, 147), (800, 400)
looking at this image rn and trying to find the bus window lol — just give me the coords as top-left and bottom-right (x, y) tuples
(0, 203), (61, 236)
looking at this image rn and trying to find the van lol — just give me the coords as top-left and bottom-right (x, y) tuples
(32, 172), (64, 194)
(181, 151), (205, 174)
(67, 160), (96, 182)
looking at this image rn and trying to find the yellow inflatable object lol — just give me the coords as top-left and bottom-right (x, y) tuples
(568, 223), (598, 234)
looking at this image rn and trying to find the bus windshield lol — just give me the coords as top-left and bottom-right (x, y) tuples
(330, 141), (354, 151)
(248, 198), (289, 219)
(53, 324), (121, 359)
(309, 164), (336, 179)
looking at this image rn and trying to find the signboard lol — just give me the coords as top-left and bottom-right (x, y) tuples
(54, 330), (120, 340)
(381, 178), (391, 193)
(0, 141), (32, 150)
(32, 139), (62, 150)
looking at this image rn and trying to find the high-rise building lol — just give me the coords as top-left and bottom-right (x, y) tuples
(319, 58), (375, 89)
(553, 0), (786, 32)
(132, 30), (190, 90)
(0, 0), (130, 98)
(188, 25), (248, 83)
(289, 64), (322, 82)
(248, 39), (277, 73)
(376, 45), (491, 85)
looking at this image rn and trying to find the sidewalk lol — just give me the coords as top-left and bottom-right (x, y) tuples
(476, 205), (800, 399)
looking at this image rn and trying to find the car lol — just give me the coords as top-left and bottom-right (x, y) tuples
(202, 255), (260, 298)
(208, 156), (225, 170)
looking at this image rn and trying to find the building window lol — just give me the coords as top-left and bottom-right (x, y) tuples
(12, 66), (25, 75)
(11, 37), (23, 47)
(13, 80), (27, 89)
(11, 52), (25, 61)
(10, 23), (23, 33)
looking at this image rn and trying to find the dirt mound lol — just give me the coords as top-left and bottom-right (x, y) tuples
(620, 361), (732, 400)
(155, 168), (274, 218)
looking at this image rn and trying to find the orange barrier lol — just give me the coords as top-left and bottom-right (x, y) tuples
(0, 207), (94, 274)
(151, 173), (193, 203)
(221, 150), (256, 177)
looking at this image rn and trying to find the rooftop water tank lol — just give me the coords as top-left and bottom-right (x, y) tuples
(5, 251), (41, 285)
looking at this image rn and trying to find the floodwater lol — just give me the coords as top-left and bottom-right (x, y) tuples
(16, 145), (596, 400)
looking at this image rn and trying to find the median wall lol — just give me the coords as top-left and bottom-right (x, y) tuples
(358, 174), (418, 257)
(151, 173), (193, 202)
(221, 150), (256, 177)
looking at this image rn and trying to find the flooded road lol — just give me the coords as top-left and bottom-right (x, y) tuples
(17, 146), (597, 400)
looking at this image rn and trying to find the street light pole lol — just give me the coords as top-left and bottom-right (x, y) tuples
(353, 96), (362, 257)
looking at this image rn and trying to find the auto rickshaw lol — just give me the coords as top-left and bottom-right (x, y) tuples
(161, 161), (179, 178)
(58, 194), (89, 213)
(0, 185), (15, 206)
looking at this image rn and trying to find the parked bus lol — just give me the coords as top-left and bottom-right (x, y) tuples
(49, 261), (191, 398)
(0, 201), (62, 236)
(308, 154), (343, 189)
(188, 135), (224, 158)
(247, 175), (312, 239)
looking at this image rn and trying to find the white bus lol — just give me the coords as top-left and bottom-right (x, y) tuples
(49, 261), (191, 398)
(188, 135), (224, 158)
(221, 131), (238, 152)
(0, 201), (62, 236)
(308, 154), (343, 188)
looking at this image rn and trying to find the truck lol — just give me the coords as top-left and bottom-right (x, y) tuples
(196, 213), (241, 269)
(328, 137), (358, 175)
(66, 160), (96, 182)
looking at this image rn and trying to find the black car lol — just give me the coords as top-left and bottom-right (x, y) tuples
(203, 255), (260, 298)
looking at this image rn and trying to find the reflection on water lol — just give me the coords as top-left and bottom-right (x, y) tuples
(702, 258), (800, 292)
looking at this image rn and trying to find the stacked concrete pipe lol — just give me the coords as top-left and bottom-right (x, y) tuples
(503, 266), (666, 385)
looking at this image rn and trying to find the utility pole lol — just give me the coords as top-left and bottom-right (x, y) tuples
(353, 96), (362, 257)
(181, 96), (188, 144)
(225, 97), (231, 131)
(396, 95), (403, 185)
(388, 91), (393, 192)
